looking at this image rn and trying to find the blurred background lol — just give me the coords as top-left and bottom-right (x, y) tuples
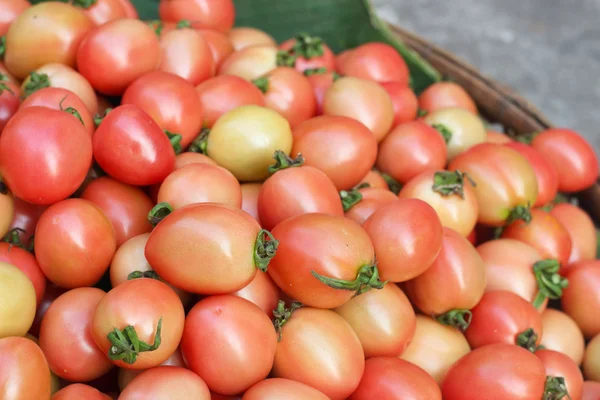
(374, 0), (600, 154)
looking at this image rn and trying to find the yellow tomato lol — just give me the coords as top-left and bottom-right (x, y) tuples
(0, 261), (36, 338)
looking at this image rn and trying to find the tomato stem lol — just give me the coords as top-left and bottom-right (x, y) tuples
(72, 0), (97, 8)
(0, 82), (14, 96)
(340, 189), (363, 212)
(311, 264), (386, 296)
(22, 72), (50, 98)
(165, 130), (183, 154)
(303, 67), (327, 76)
(532, 259), (568, 309)
(354, 182), (371, 190)
(147, 20), (165, 36)
(380, 172), (402, 195)
(417, 108), (428, 118)
(543, 376), (572, 400)
(0, 36), (5, 59)
(268, 150), (304, 173)
(506, 203), (532, 225)
(254, 229), (279, 272)
(516, 328), (541, 352)
(127, 270), (160, 280)
(58, 95), (85, 125)
(272, 300), (302, 341)
(106, 317), (162, 365)
(251, 76), (269, 93)
(176, 20), (192, 29)
(94, 107), (113, 127)
(276, 50), (297, 68)
(511, 131), (540, 145)
(431, 123), (452, 144)
(432, 170), (476, 198)
(1, 228), (32, 253)
(436, 309), (472, 331)
(148, 202), (173, 227)
(291, 33), (325, 59)
(188, 128), (209, 154)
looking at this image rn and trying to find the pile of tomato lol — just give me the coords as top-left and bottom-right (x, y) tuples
(1, 0), (600, 399)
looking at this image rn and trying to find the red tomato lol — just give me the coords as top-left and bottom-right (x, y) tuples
(583, 381), (600, 400)
(92, 278), (185, 369)
(157, 163), (242, 209)
(487, 130), (513, 144)
(40, 288), (113, 382)
(501, 208), (572, 266)
(0, 337), (52, 399)
(243, 378), (330, 400)
(159, 27), (215, 86)
(240, 183), (262, 223)
(344, 187), (399, 225)
(536, 349), (583, 400)
(159, 0), (235, 33)
(0, 106), (92, 204)
(77, 19), (161, 95)
(254, 67), (316, 128)
(540, 309), (585, 365)
(145, 203), (275, 294)
(350, 357), (442, 400)
(229, 27), (276, 51)
(381, 81), (418, 126)
(28, 283), (65, 338)
(93, 105), (176, 186)
(218, 45), (279, 81)
(81, 177), (153, 247)
(52, 384), (112, 400)
(0, 76), (19, 133)
(418, 81), (478, 115)
(181, 295), (277, 395)
(0, 0), (29, 35)
(562, 261), (600, 338)
(376, 120), (447, 184)
(273, 306), (364, 400)
(198, 29), (234, 68)
(363, 199), (443, 282)
(291, 116), (378, 190)
(335, 283), (416, 358)
(35, 199), (116, 288)
(305, 70), (336, 113)
(405, 227), (485, 329)
(358, 170), (389, 190)
(279, 34), (336, 73)
(0, 243), (45, 305)
(441, 343), (546, 400)
(196, 75), (265, 128)
(465, 291), (543, 350)
(0, 61), (17, 84)
(338, 42), (410, 85)
(550, 203), (596, 264)
(505, 142), (558, 207)
(448, 143), (538, 226)
(119, 366), (210, 400)
(531, 128), (599, 193)
(5, 196), (46, 246)
(118, 348), (187, 390)
(174, 152), (217, 169)
(82, 0), (127, 26)
(268, 213), (377, 309)
(232, 270), (280, 317)
(116, 0), (138, 18)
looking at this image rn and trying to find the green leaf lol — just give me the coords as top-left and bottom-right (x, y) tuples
(130, 0), (440, 93)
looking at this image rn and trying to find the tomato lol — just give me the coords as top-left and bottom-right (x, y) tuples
(40, 288), (113, 382)
(465, 291), (543, 350)
(93, 105), (176, 186)
(540, 309), (585, 365)
(441, 343), (546, 400)
(159, 0), (235, 32)
(323, 76), (394, 142)
(19, 87), (95, 135)
(0, 337), (52, 399)
(418, 81), (478, 115)
(118, 348), (186, 390)
(0, 0), (29, 35)
(243, 378), (330, 400)
(206, 105), (293, 182)
(358, 170), (389, 190)
(400, 315), (471, 383)
(145, 203), (277, 294)
(52, 384), (112, 400)
(35, 199), (116, 288)
(350, 357), (442, 400)
(584, 334), (600, 382)
(0, 243), (45, 305)
(562, 260), (600, 338)
(198, 29), (234, 68)
(229, 27), (276, 51)
(279, 34), (336, 73)
(344, 187), (399, 225)
(6, 197), (46, 245)
(0, 75), (20, 133)
(232, 270), (280, 317)
(182, 295), (277, 395)
(0, 262), (36, 337)
(487, 130), (513, 144)
(257, 158), (344, 231)
(531, 128), (599, 193)
(405, 227), (485, 329)
(272, 306), (364, 400)
(537, 349), (583, 400)
(448, 143), (538, 226)
(175, 152), (217, 169)
(4, 2), (93, 79)
(291, 116), (378, 190)
(0, 184), (14, 238)
(158, 163), (242, 209)
(82, 0), (127, 26)
(240, 183), (262, 223)
(29, 283), (65, 338)
(399, 170), (479, 237)
(501, 209), (572, 266)
(254, 67), (316, 128)
(116, 0), (138, 18)
(268, 213), (377, 309)
(120, 366), (210, 400)
(363, 199), (443, 282)
(381, 81), (419, 127)
(583, 381), (600, 400)
(0, 106), (92, 204)
(77, 19), (161, 95)
(159, 26), (215, 86)
(338, 42), (410, 85)
(334, 283), (415, 358)
(305, 70), (336, 114)
(550, 203), (596, 264)
(218, 45), (280, 81)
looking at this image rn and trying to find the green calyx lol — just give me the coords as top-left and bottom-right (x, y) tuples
(273, 300), (302, 341)
(276, 50), (297, 67)
(268, 150), (304, 174)
(252, 76), (269, 93)
(332, 71), (342, 81)
(436, 309), (472, 331)
(0, 36), (5, 59)
(432, 170), (476, 198)
(292, 33), (325, 59)
(506, 203), (532, 225)
(72, 0), (97, 8)
(0, 82), (14, 96)
(107, 318), (162, 365)
(532, 259), (569, 309)
(148, 202), (173, 227)
(340, 189), (363, 212)
(417, 108), (428, 117)
(94, 108), (113, 128)
(380, 172), (402, 195)
(432, 123), (452, 143)
(188, 128), (209, 154)
(147, 20), (164, 36)
(165, 130), (183, 154)
(254, 229), (279, 272)
(303, 67), (327, 76)
(512, 131), (540, 145)
(543, 376), (572, 400)
(22, 72), (50, 98)
(1, 228), (33, 253)
(311, 264), (386, 297)
(58, 96), (84, 125)
(516, 328), (541, 352)
(127, 270), (160, 280)
(176, 20), (192, 29)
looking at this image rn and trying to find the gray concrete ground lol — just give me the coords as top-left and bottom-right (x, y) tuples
(374, 0), (600, 154)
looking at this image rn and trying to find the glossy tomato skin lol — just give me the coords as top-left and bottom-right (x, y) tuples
(363, 199), (444, 282)
(77, 19), (161, 95)
(583, 381), (600, 400)
(52, 384), (112, 400)
(119, 366), (210, 400)
(350, 357), (442, 400)
(532, 128), (599, 193)
(0, 106), (92, 205)
(0, 0), (29, 35)
(550, 203), (596, 264)
(441, 343), (546, 400)
(537, 349), (583, 400)
(232, 271), (280, 317)
(229, 27), (276, 51)
(279, 37), (335, 73)
(358, 170), (389, 190)
(145, 203), (263, 294)
(541, 309), (585, 365)
(198, 29), (234, 68)
(418, 81), (478, 115)
(240, 183), (262, 223)
(0, 336), (52, 400)
(334, 283), (416, 358)
(181, 295), (277, 395)
(273, 307), (365, 400)
(0, 243), (46, 305)
(338, 42), (410, 85)
(159, 0), (235, 32)
(381, 81), (419, 127)
(40, 288), (113, 382)
(257, 166), (344, 231)
(83, 0), (127, 26)
(448, 143), (538, 226)
(243, 378), (330, 400)
(0, 262), (36, 338)
(291, 116), (378, 190)
(93, 105), (176, 186)
(306, 71), (336, 114)
(487, 130), (513, 144)
(268, 213), (375, 309)
(159, 27), (215, 86)
(218, 45), (279, 81)
(118, 348), (187, 391)
(0, 78), (20, 133)
(175, 152), (217, 169)
(345, 187), (399, 225)
(562, 261), (600, 338)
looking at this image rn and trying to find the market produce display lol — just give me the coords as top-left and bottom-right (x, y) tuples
(0, 0), (599, 399)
